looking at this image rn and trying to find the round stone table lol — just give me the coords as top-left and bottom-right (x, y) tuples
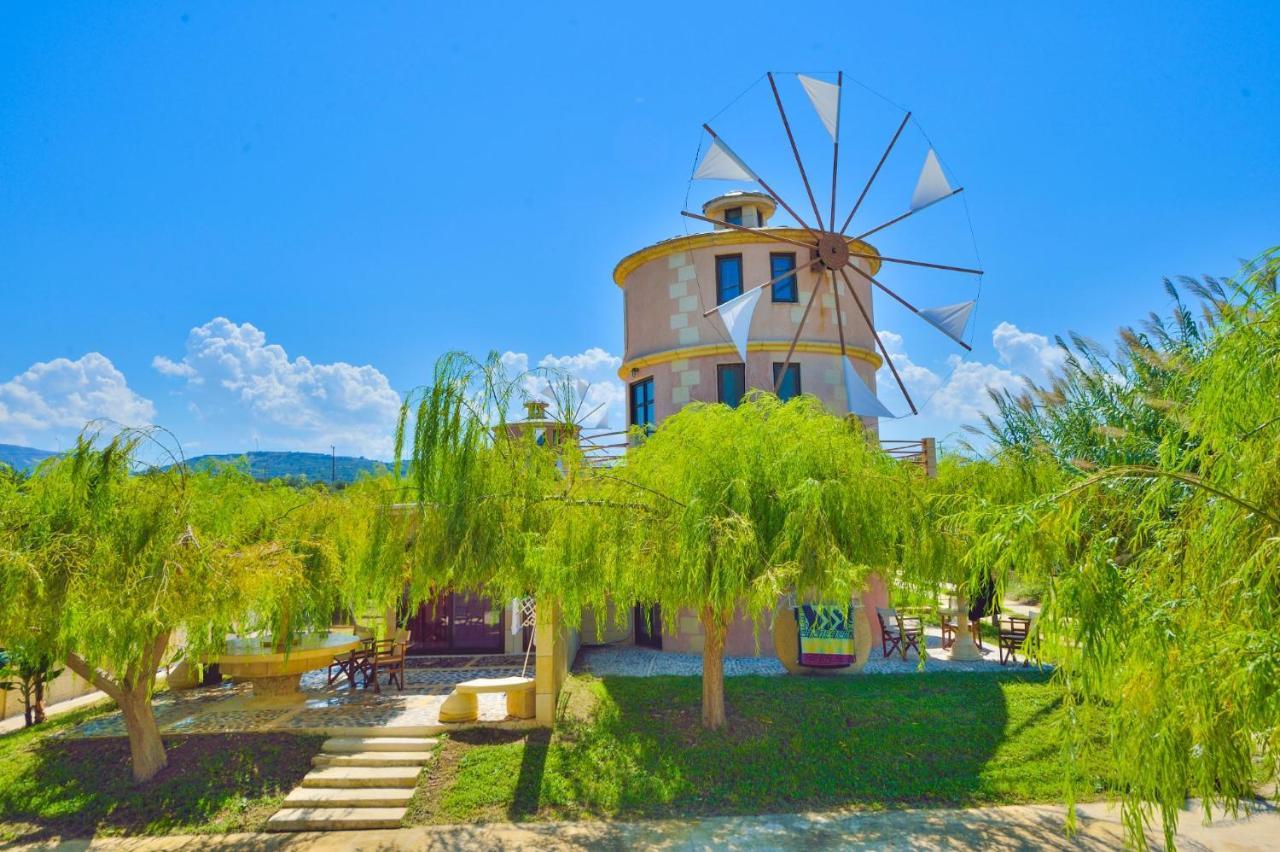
(211, 631), (364, 696)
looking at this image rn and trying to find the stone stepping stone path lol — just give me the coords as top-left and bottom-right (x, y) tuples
(267, 733), (436, 831)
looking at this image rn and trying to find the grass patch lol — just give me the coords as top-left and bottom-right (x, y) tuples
(409, 671), (1110, 824)
(0, 702), (322, 843)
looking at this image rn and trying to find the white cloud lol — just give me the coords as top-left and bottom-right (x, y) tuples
(0, 353), (156, 447)
(538, 347), (621, 374)
(153, 317), (401, 458)
(992, 321), (1066, 374)
(876, 321), (1062, 431)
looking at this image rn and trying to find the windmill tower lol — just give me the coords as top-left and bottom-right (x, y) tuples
(615, 72), (981, 453)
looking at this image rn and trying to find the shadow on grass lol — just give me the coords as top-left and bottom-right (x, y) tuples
(0, 732), (322, 843)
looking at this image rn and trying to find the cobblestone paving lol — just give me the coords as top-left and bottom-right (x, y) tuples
(575, 627), (1027, 678)
(66, 657), (529, 739)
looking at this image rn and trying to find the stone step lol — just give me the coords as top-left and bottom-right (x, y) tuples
(313, 751), (433, 768)
(283, 786), (416, 809)
(323, 736), (438, 753)
(266, 806), (406, 832)
(300, 766), (421, 788)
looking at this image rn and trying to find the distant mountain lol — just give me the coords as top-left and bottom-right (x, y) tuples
(182, 451), (390, 484)
(0, 444), (58, 472)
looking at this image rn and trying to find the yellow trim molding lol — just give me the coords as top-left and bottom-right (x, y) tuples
(618, 340), (882, 379)
(613, 229), (881, 287)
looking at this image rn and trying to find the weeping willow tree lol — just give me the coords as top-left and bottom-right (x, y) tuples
(963, 249), (1280, 847)
(0, 430), (365, 781)
(601, 393), (912, 728)
(356, 353), (616, 637)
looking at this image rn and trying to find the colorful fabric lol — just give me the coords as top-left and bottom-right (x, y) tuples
(795, 604), (855, 668)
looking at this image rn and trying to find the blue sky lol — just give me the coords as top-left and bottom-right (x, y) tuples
(2, 2), (1277, 458)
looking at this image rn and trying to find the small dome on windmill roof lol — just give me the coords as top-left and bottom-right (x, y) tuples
(701, 191), (776, 228)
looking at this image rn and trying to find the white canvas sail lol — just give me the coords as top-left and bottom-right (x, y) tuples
(843, 357), (895, 419)
(693, 137), (758, 182)
(797, 74), (840, 140)
(715, 286), (763, 363)
(910, 149), (953, 211)
(919, 300), (976, 346)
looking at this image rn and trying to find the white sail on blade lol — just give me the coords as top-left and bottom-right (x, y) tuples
(919, 300), (976, 346)
(843, 357), (895, 419)
(715, 286), (763, 363)
(910, 149), (953, 211)
(693, 137), (758, 182)
(797, 74), (840, 140)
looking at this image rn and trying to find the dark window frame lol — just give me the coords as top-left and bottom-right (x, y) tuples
(723, 206), (743, 226)
(772, 362), (802, 401)
(770, 252), (798, 303)
(715, 253), (744, 305)
(629, 376), (655, 430)
(716, 363), (746, 408)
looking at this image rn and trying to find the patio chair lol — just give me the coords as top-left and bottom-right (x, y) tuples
(326, 637), (376, 688)
(876, 607), (924, 661)
(364, 630), (411, 693)
(998, 616), (1031, 666)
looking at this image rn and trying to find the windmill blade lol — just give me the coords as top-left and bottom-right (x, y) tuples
(919, 301), (976, 346)
(911, 149), (954, 211)
(848, 250), (983, 276)
(838, 267), (918, 414)
(768, 72), (825, 230)
(702, 253), (816, 317)
(797, 74), (840, 140)
(693, 136), (759, 182)
(838, 112), (911, 235)
(849, 187), (965, 243)
(713, 286), (763, 363)
(843, 356), (896, 419)
(702, 124), (819, 236)
(842, 261), (974, 352)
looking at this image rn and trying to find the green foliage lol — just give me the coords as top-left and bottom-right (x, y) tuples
(962, 249), (1280, 846)
(603, 393), (912, 629)
(0, 643), (62, 727)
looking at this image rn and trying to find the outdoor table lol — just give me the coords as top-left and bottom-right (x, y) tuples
(940, 598), (984, 662)
(209, 631), (363, 696)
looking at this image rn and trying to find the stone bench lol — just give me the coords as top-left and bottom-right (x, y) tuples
(439, 676), (535, 723)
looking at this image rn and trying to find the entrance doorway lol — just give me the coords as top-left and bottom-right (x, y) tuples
(406, 592), (505, 654)
(634, 604), (662, 649)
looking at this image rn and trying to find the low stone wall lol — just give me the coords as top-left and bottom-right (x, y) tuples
(1, 666), (98, 722)
(534, 601), (580, 725)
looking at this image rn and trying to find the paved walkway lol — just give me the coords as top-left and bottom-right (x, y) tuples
(15, 801), (1279, 850)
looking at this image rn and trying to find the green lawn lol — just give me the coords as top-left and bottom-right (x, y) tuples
(0, 702), (323, 844)
(408, 671), (1110, 824)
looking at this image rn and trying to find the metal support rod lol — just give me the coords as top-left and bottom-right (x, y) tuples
(701, 254), (817, 317)
(829, 71), (842, 236)
(838, 267), (918, 415)
(830, 269), (848, 357)
(703, 123), (820, 238)
(848, 251), (983, 276)
(843, 261), (973, 352)
(680, 211), (815, 251)
(774, 271), (821, 393)
(768, 72), (825, 231)
(838, 112), (911, 235)
(848, 187), (965, 243)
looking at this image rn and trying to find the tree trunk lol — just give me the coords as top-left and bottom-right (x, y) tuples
(33, 679), (46, 725)
(119, 687), (168, 782)
(699, 607), (728, 729)
(65, 630), (171, 783)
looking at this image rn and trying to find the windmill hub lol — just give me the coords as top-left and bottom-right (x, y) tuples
(816, 232), (850, 270)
